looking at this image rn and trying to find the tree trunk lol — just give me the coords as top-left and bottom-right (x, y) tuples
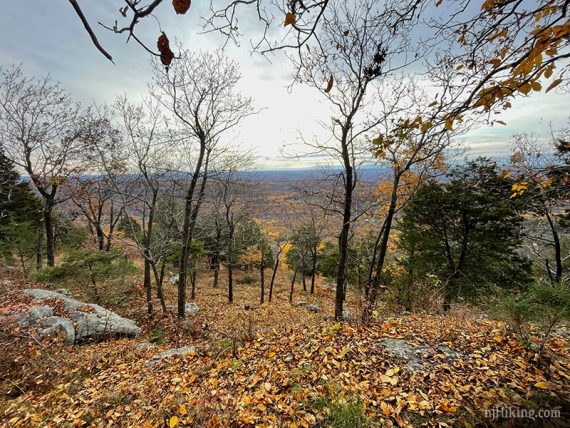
(177, 142), (207, 318)
(44, 203), (55, 267)
(336, 160), (353, 319)
(95, 223), (105, 251)
(228, 263), (234, 303)
(302, 272), (307, 292)
(310, 253), (317, 295)
(143, 256), (153, 315)
(545, 210), (563, 283)
(363, 174), (400, 321)
(212, 255), (220, 288)
(260, 263), (265, 304)
(269, 257), (279, 302)
(289, 269), (297, 303)
(152, 259), (167, 314)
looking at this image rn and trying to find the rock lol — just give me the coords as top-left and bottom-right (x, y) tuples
(136, 342), (158, 351)
(54, 288), (73, 297)
(306, 304), (321, 313)
(379, 338), (464, 372)
(380, 338), (429, 371)
(167, 303), (199, 316)
(150, 346), (196, 364)
(22, 289), (140, 344)
(38, 317), (75, 344)
(295, 301), (308, 306)
(169, 274), (179, 285)
(18, 305), (53, 328)
(342, 310), (355, 321)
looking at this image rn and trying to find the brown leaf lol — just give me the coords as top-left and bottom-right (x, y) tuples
(325, 76), (334, 93)
(284, 13), (296, 26)
(172, 0), (191, 15)
(545, 78), (562, 93)
(157, 33), (175, 68)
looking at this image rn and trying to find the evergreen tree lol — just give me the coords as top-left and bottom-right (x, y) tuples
(0, 148), (42, 272)
(398, 158), (532, 310)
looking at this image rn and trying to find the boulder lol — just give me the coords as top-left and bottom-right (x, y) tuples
(150, 345), (196, 364)
(306, 304), (321, 313)
(38, 317), (75, 344)
(18, 305), (53, 328)
(22, 289), (140, 344)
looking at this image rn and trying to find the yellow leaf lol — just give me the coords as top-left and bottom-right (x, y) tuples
(169, 416), (179, 427)
(284, 12), (296, 26)
(178, 405), (188, 415)
(444, 118), (453, 131)
(546, 79), (562, 93)
(534, 381), (550, 389)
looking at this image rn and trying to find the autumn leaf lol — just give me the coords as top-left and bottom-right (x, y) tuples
(169, 415), (178, 427)
(172, 0), (191, 15)
(545, 78), (562, 93)
(284, 13), (296, 26)
(444, 118), (453, 131)
(325, 76), (334, 93)
(534, 381), (550, 389)
(157, 32), (175, 68)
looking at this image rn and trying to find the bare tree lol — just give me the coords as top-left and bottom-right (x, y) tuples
(113, 95), (172, 314)
(0, 65), (81, 267)
(68, 105), (125, 252)
(209, 150), (254, 304)
(293, 0), (420, 319)
(152, 49), (255, 317)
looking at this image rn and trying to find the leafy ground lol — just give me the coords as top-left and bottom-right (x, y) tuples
(0, 271), (569, 427)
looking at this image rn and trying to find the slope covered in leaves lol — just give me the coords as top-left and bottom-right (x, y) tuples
(2, 307), (569, 427)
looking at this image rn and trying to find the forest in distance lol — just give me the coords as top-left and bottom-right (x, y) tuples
(0, 0), (569, 427)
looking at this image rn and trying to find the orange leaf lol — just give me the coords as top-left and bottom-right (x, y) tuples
(284, 13), (296, 26)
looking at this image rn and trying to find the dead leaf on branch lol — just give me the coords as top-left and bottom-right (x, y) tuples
(172, 0), (191, 15)
(284, 13), (296, 27)
(325, 76), (334, 93)
(157, 32), (175, 69)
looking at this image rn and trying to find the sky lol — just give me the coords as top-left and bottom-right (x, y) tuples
(0, 1), (567, 170)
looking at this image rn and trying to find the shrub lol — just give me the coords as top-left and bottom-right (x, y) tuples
(489, 282), (570, 355)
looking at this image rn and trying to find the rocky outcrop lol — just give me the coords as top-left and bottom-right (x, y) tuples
(20, 289), (141, 344)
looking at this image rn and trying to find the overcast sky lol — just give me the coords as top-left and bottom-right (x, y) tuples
(0, 1), (567, 170)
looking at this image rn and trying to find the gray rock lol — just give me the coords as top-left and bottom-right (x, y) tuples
(380, 338), (429, 371)
(185, 303), (199, 316)
(150, 346), (196, 364)
(342, 310), (355, 321)
(136, 342), (158, 351)
(169, 274), (179, 285)
(22, 289), (140, 343)
(167, 303), (200, 316)
(379, 338), (464, 371)
(38, 316), (75, 344)
(295, 301), (308, 306)
(306, 304), (321, 313)
(18, 305), (53, 328)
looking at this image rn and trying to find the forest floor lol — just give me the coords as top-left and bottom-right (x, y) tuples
(0, 270), (569, 428)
